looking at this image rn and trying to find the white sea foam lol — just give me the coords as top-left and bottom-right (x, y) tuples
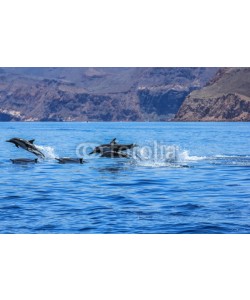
(214, 154), (250, 159)
(36, 145), (58, 160)
(178, 150), (206, 161)
(130, 145), (205, 168)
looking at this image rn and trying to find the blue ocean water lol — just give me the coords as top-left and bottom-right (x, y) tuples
(0, 122), (250, 233)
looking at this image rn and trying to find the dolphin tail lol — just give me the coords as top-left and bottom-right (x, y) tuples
(36, 152), (45, 159)
(36, 150), (45, 158)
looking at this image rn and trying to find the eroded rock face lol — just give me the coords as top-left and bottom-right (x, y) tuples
(175, 93), (250, 121)
(137, 87), (191, 120)
(175, 68), (250, 121)
(0, 67), (218, 121)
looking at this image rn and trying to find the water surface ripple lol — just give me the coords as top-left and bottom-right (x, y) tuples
(0, 122), (249, 233)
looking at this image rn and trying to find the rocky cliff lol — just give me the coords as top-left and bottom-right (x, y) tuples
(0, 67), (218, 121)
(175, 68), (250, 121)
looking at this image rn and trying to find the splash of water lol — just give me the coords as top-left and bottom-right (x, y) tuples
(131, 145), (205, 168)
(178, 150), (206, 162)
(36, 145), (58, 160)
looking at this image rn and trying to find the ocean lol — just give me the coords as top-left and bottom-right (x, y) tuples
(0, 122), (249, 233)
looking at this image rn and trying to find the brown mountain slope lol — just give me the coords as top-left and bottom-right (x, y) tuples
(0, 67), (218, 121)
(175, 68), (250, 121)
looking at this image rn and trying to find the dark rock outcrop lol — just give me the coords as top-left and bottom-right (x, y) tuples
(137, 87), (191, 120)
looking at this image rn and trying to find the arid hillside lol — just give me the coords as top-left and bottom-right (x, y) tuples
(0, 67), (218, 121)
(175, 68), (250, 121)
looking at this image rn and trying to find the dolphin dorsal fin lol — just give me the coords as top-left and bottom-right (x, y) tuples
(110, 138), (117, 145)
(29, 139), (35, 144)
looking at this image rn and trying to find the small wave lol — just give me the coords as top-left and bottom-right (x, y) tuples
(177, 203), (203, 210)
(177, 150), (206, 162)
(131, 160), (190, 168)
(1, 205), (22, 210)
(36, 145), (58, 160)
(210, 154), (250, 166)
(130, 145), (250, 168)
(214, 154), (250, 158)
(130, 145), (203, 168)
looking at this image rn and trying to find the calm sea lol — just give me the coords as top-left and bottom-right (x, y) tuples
(0, 122), (249, 233)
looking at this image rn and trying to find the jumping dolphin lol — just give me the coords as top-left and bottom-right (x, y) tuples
(89, 138), (137, 155)
(10, 158), (38, 164)
(89, 138), (117, 154)
(6, 138), (45, 158)
(55, 158), (86, 164)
